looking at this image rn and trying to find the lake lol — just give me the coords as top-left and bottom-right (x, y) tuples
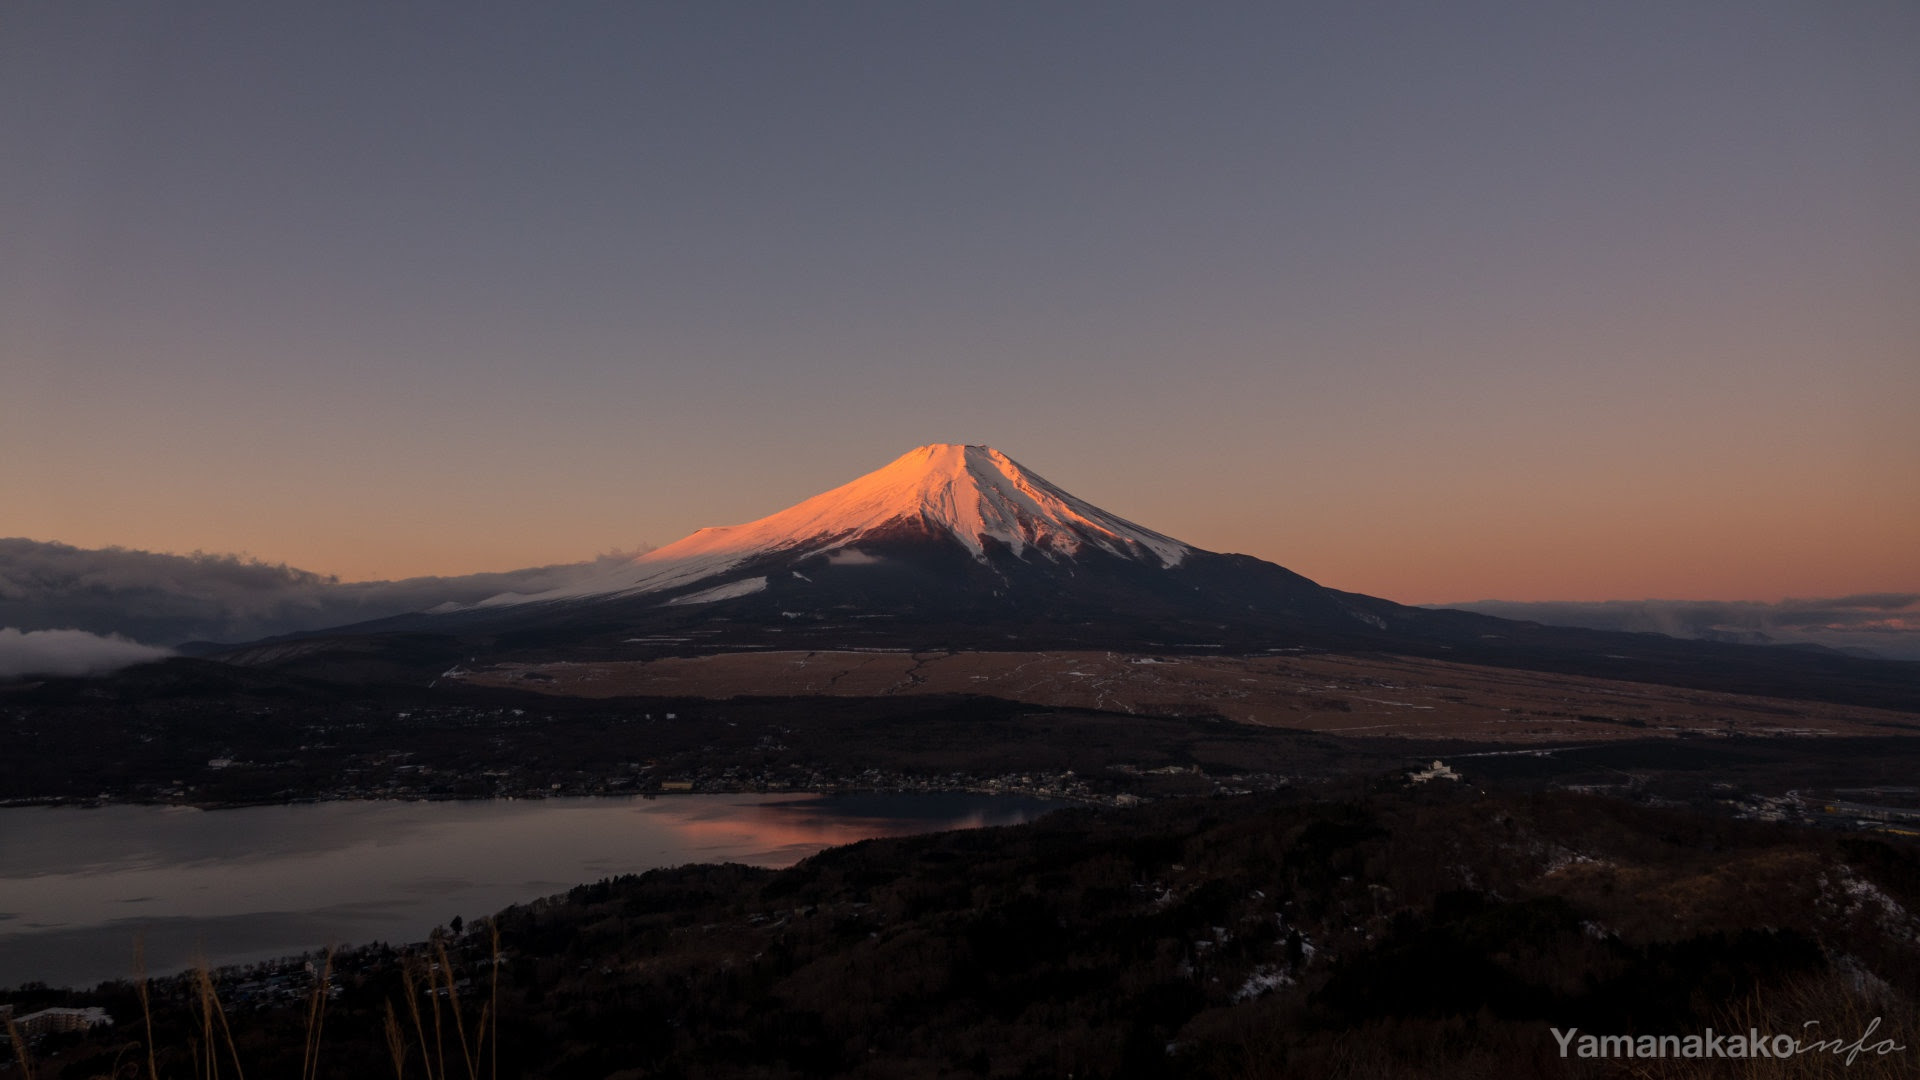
(0, 792), (1059, 989)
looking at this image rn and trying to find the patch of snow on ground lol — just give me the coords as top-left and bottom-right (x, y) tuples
(1233, 966), (1294, 1002)
(1819, 867), (1920, 941)
(664, 577), (770, 606)
(1542, 844), (1608, 875)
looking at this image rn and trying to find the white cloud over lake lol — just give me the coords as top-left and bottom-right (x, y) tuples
(0, 627), (173, 678)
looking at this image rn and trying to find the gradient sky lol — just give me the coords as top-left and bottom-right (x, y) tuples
(4, 3), (1916, 605)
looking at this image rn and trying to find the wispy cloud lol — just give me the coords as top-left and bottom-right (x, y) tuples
(0, 627), (172, 678)
(1439, 595), (1920, 661)
(0, 539), (651, 647)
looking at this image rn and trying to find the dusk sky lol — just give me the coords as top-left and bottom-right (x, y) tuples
(4, 3), (1916, 605)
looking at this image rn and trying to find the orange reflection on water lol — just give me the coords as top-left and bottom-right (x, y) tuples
(655, 797), (997, 864)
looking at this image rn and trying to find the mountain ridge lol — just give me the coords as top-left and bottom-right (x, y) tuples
(8, 445), (1912, 712)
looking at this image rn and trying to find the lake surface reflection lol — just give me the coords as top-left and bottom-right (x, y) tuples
(0, 792), (1058, 989)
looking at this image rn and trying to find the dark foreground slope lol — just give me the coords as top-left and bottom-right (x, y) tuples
(15, 787), (1920, 1079)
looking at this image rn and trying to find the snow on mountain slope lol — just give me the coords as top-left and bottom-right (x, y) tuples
(462, 444), (1190, 608)
(664, 576), (770, 606)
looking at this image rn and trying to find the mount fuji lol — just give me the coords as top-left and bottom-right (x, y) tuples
(218, 443), (1915, 711)
(452, 444), (1189, 606)
(412, 442), (1390, 646)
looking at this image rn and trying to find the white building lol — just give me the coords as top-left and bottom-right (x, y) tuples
(1410, 760), (1460, 784)
(10, 1006), (114, 1038)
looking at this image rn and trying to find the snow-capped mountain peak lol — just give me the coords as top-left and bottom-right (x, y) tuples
(467, 444), (1190, 607)
(657, 443), (1187, 568)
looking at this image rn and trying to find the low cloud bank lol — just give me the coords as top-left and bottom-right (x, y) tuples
(0, 627), (173, 678)
(1440, 594), (1920, 661)
(0, 538), (652, 648)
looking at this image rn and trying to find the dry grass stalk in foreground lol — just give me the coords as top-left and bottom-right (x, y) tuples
(298, 951), (334, 1080)
(193, 964), (246, 1080)
(383, 1000), (408, 1080)
(3, 1015), (36, 1080)
(136, 942), (157, 1080)
(387, 921), (500, 1080)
